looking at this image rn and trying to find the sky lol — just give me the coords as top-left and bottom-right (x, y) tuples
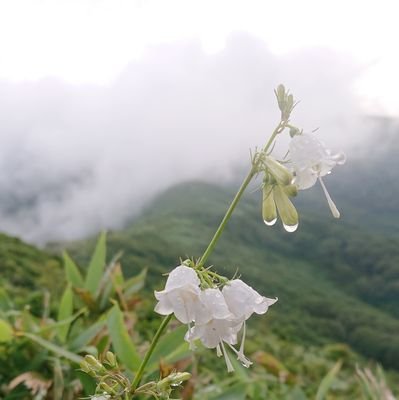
(0, 0), (398, 114)
(0, 0), (397, 244)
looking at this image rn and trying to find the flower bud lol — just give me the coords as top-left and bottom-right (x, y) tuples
(99, 382), (116, 394)
(275, 84), (286, 111)
(264, 157), (293, 186)
(157, 372), (192, 392)
(105, 351), (117, 367)
(273, 186), (299, 232)
(262, 185), (277, 226)
(84, 355), (104, 372)
(289, 126), (300, 138)
(283, 184), (298, 197)
(79, 360), (91, 374)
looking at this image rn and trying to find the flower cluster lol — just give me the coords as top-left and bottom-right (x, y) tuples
(154, 265), (277, 372)
(261, 133), (345, 231)
(259, 85), (346, 232)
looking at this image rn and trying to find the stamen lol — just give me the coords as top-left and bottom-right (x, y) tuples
(220, 341), (235, 372)
(318, 177), (340, 218)
(216, 344), (222, 357)
(186, 323), (196, 350)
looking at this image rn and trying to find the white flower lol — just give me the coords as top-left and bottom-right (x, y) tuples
(222, 279), (278, 320)
(154, 265), (201, 324)
(222, 279), (277, 369)
(289, 133), (346, 217)
(185, 288), (243, 372)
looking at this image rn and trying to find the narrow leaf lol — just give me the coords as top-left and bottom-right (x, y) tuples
(147, 325), (190, 373)
(63, 251), (83, 287)
(107, 304), (141, 371)
(0, 319), (13, 342)
(315, 360), (342, 400)
(57, 285), (74, 342)
(124, 268), (147, 297)
(69, 318), (106, 352)
(85, 231), (107, 295)
(22, 332), (83, 364)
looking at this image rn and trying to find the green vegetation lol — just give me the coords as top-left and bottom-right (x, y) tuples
(1, 135), (399, 398)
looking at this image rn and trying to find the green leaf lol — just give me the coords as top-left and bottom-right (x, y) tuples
(22, 332), (83, 364)
(53, 358), (64, 400)
(147, 325), (190, 373)
(0, 319), (13, 342)
(106, 303), (141, 371)
(0, 287), (13, 311)
(315, 360), (342, 400)
(63, 251), (83, 287)
(57, 285), (74, 342)
(84, 231), (107, 295)
(209, 383), (247, 400)
(123, 268), (147, 297)
(75, 370), (97, 395)
(69, 318), (106, 352)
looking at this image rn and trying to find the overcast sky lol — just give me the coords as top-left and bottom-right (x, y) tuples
(0, 1), (396, 244)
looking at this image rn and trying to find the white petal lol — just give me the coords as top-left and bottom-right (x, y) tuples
(318, 177), (340, 218)
(165, 265), (201, 291)
(154, 293), (174, 316)
(199, 289), (231, 320)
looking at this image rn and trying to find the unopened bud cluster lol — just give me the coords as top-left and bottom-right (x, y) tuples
(80, 352), (191, 399)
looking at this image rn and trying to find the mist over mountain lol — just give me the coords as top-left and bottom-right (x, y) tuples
(0, 33), (387, 244)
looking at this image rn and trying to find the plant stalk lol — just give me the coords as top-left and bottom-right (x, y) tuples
(130, 120), (284, 395)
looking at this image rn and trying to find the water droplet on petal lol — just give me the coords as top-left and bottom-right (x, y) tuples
(283, 223), (298, 232)
(264, 218), (277, 226)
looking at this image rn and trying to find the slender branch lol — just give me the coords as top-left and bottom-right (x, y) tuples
(198, 166), (257, 266)
(130, 314), (172, 392)
(130, 119), (286, 396)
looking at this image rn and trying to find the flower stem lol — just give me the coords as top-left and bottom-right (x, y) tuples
(198, 166), (257, 266)
(130, 314), (172, 393)
(130, 120), (285, 395)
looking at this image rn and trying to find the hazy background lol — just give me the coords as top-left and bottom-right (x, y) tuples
(0, 0), (397, 244)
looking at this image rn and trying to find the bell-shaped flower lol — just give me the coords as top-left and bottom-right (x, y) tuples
(185, 288), (243, 372)
(154, 265), (201, 324)
(289, 133), (346, 217)
(222, 280), (277, 369)
(222, 279), (277, 321)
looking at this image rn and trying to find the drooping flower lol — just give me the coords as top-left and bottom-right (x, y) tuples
(222, 279), (278, 320)
(222, 279), (277, 369)
(289, 133), (346, 217)
(154, 265), (201, 324)
(184, 288), (242, 372)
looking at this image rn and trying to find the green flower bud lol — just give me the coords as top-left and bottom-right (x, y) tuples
(105, 351), (117, 367)
(262, 185), (277, 226)
(79, 360), (91, 374)
(273, 186), (299, 232)
(264, 157), (293, 186)
(275, 84), (286, 111)
(289, 126), (300, 138)
(284, 184), (298, 197)
(99, 381), (116, 394)
(157, 371), (192, 392)
(84, 355), (104, 372)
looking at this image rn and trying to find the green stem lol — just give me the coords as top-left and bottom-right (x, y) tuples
(130, 314), (172, 392)
(130, 120), (285, 396)
(198, 166), (257, 266)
